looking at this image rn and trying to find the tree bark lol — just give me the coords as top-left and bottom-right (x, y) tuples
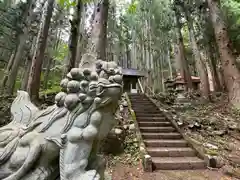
(87, 0), (109, 60)
(21, 56), (32, 90)
(167, 47), (173, 79)
(4, 0), (34, 94)
(174, 9), (193, 90)
(207, 43), (222, 91)
(64, 0), (82, 75)
(75, 4), (86, 66)
(184, 9), (210, 99)
(126, 43), (131, 68)
(43, 57), (53, 89)
(1, 51), (15, 88)
(207, 0), (240, 106)
(21, 35), (37, 90)
(27, 0), (54, 101)
(200, 3), (222, 92)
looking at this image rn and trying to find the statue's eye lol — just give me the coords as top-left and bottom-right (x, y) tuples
(97, 85), (104, 94)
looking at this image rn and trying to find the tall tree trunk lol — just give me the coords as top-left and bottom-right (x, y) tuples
(21, 56), (32, 90)
(21, 35), (37, 90)
(167, 47), (173, 79)
(75, 4), (86, 66)
(27, 0), (54, 101)
(207, 43), (222, 91)
(1, 51), (15, 88)
(64, 0), (82, 75)
(200, 3), (223, 92)
(6, 34), (27, 94)
(43, 57), (53, 89)
(207, 0), (240, 106)
(160, 53), (165, 92)
(44, 28), (60, 89)
(126, 43), (131, 68)
(4, 0), (34, 94)
(87, 0), (109, 60)
(174, 9), (193, 90)
(218, 62), (227, 91)
(185, 9), (210, 99)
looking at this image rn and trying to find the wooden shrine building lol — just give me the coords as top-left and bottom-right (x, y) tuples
(122, 68), (145, 93)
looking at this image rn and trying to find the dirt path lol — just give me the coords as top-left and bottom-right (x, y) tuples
(111, 163), (237, 180)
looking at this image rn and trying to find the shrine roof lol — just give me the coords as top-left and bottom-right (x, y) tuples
(122, 68), (145, 77)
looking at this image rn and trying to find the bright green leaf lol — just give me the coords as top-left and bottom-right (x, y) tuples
(127, 1), (139, 14)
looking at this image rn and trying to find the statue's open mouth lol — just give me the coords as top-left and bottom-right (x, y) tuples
(96, 82), (122, 97)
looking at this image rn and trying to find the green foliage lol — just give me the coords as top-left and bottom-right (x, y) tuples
(57, 0), (91, 9)
(40, 85), (61, 96)
(53, 41), (68, 62)
(222, 0), (240, 54)
(40, 70), (62, 95)
(57, 0), (76, 9)
(127, 0), (138, 14)
(0, 1), (27, 50)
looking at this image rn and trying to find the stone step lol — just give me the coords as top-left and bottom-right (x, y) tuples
(134, 107), (157, 110)
(137, 118), (167, 122)
(131, 102), (154, 104)
(136, 114), (164, 118)
(136, 114), (165, 118)
(133, 109), (160, 113)
(147, 147), (196, 157)
(129, 97), (149, 99)
(152, 157), (206, 170)
(144, 139), (188, 147)
(142, 132), (182, 139)
(138, 121), (172, 127)
(132, 102), (152, 104)
(131, 103), (154, 105)
(130, 99), (149, 101)
(129, 95), (146, 98)
(132, 106), (158, 109)
(134, 110), (162, 114)
(130, 99), (152, 102)
(129, 96), (147, 98)
(139, 116), (165, 119)
(130, 101), (150, 103)
(130, 99), (152, 104)
(132, 107), (159, 111)
(134, 110), (161, 113)
(131, 100), (148, 102)
(129, 94), (145, 97)
(136, 115), (165, 118)
(140, 127), (175, 133)
(137, 120), (169, 123)
(132, 103), (153, 106)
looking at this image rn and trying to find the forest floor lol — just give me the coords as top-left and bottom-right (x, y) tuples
(106, 95), (240, 180)
(0, 94), (14, 126)
(176, 98), (240, 179)
(110, 162), (235, 180)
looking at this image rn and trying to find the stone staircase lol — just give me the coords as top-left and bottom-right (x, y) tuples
(129, 93), (206, 170)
